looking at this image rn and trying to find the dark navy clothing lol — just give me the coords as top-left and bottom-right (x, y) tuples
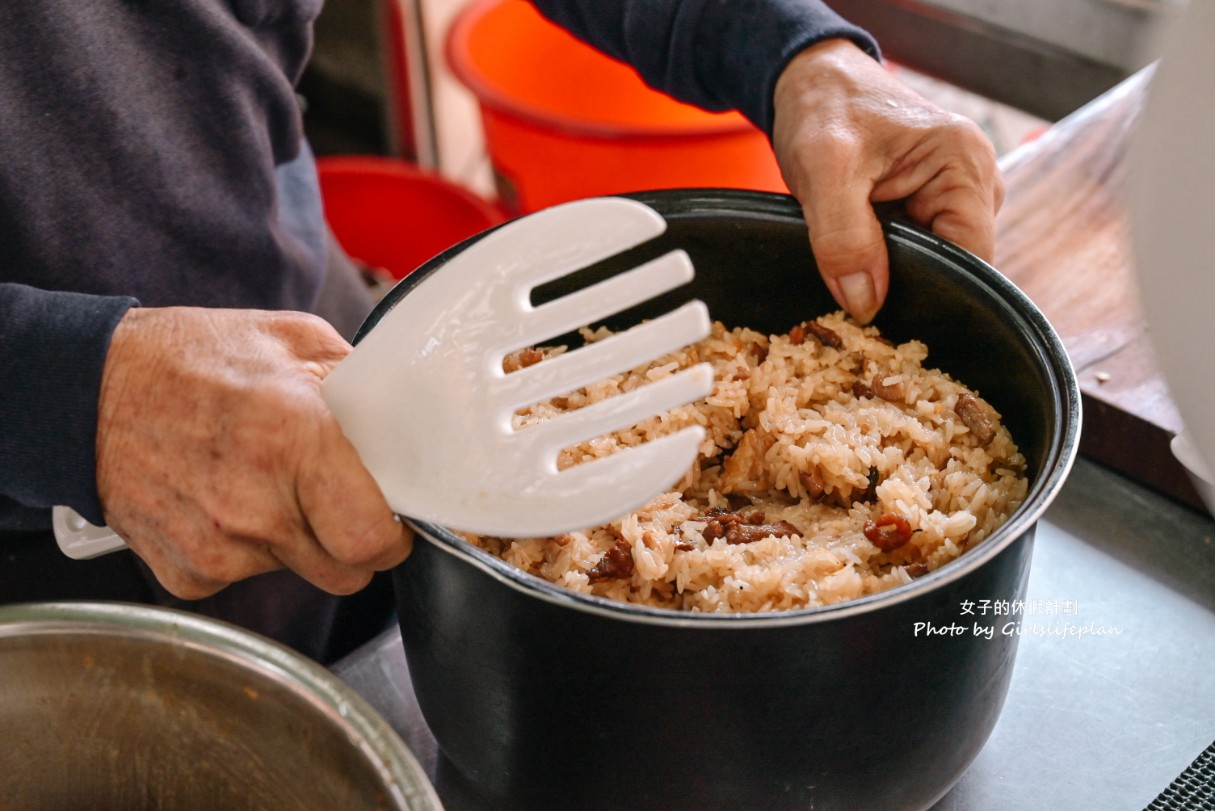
(528, 0), (878, 135)
(0, 2), (328, 530)
(0, 0), (876, 659)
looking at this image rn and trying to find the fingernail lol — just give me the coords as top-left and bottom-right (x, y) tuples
(839, 272), (876, 323)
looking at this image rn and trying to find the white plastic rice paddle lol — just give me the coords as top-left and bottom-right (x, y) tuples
(55, 196), (713, 558)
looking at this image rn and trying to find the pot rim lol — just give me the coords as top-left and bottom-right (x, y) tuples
(377, 189), (1082, 629)
(0, 601), (443, 811)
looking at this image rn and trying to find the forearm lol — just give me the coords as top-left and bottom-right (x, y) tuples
(526, 0), (879, 134)
(0, 1), (325, 530)
(0, 283), (136, 529)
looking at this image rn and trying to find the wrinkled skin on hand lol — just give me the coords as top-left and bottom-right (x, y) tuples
(772, 39), (1005, 323)
(96, 307), (413, 600)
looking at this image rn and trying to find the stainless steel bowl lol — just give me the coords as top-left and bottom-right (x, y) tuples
(0, 602), (441, 811)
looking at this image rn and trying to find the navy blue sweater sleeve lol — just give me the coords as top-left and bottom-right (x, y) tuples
(526, 0), (880, 135)
(0, 2), (327, 532)
(0, 285), (136, 528)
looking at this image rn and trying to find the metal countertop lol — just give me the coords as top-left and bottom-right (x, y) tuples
(334, 457), (1215, 809)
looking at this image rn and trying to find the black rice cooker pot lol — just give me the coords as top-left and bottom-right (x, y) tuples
(359, 189), (1080, 810)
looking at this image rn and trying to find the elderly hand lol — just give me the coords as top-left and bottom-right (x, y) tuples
(772, 39), (1004, 323)
(95, 307), (412, 600)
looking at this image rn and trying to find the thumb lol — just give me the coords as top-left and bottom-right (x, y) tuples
(801, 190), (889, 325)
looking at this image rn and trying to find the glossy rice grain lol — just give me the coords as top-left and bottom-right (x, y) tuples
(468, 313), (1027, 612)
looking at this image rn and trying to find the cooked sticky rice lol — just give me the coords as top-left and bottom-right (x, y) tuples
(469, 312), (1027, 612)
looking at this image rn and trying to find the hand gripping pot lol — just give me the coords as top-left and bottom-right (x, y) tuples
(362, 189), (1081, 810)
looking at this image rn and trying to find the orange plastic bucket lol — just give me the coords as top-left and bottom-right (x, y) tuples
(317, 155), (506, 280)
(446, 0), (787, 215)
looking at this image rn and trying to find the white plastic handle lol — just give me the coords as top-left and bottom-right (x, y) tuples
(52, 506), (128, 560)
